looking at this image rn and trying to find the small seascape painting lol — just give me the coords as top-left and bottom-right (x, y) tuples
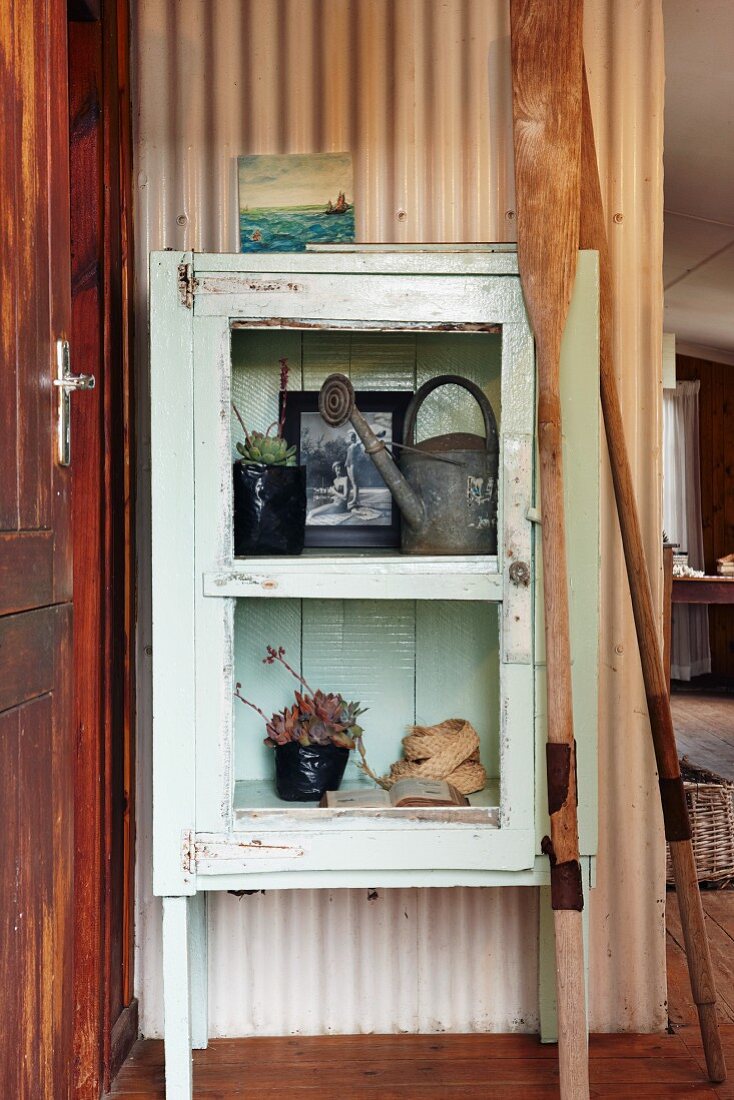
(282, 391), (410, 548)
(238, 152), (355, 253)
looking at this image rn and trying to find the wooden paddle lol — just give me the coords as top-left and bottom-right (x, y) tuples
(509, 3), (588, 1097)
(579, 66), (726, 1083)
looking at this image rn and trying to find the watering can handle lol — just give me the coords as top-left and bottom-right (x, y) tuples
(403, 374), (499, 455)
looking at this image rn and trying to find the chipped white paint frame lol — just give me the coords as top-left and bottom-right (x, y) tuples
(150, 247), (599, 1095)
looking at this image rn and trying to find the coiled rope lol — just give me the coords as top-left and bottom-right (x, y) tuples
(358, 718), (486, 795)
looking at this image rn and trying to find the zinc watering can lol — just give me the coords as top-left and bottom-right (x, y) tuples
(318, 373), (499, 555)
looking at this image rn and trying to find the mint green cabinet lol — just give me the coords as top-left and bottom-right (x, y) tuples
(150, 247), (599, 1097)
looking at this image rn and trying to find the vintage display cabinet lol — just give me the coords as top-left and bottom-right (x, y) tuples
(150, 246), (599, 1097)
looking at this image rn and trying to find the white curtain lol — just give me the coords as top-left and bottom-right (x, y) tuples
(662, 380), (711, 680)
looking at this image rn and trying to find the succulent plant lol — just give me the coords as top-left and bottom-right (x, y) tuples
(295, 690), (365, 748)
(235, 430), (297, 467)
(232, 357), (297, 467)
(235, 646), (366, 749)
(264, 703), (305, 746)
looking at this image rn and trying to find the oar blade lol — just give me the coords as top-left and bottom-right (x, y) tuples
(510, 0), (584, 351)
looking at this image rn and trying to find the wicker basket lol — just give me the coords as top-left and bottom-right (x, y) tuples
(666, 777), (734, 886)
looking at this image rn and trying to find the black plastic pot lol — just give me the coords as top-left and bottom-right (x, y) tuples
(274, 742), (350, 802)
(233, 462), (306, 556)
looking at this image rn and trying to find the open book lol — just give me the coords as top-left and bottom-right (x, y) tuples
(320, 778), (469, 809)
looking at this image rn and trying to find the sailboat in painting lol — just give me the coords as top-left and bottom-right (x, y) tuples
(325, 191), (351, 216)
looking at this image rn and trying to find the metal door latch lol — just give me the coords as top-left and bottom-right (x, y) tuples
(54, 339), (95, 466)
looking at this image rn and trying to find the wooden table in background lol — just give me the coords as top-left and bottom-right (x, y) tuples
(663, 564), (734, 693)
(672, 576), (734, 604)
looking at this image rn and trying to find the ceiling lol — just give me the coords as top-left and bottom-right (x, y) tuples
(663, 0), (734, 362)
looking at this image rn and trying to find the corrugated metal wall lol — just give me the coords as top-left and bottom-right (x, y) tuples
(132, 0), (666, 1036)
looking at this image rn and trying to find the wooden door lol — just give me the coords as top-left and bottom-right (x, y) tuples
(0, 2), (75, 1097)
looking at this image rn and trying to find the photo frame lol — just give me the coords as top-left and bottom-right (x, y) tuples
(282, 390), (411, 548)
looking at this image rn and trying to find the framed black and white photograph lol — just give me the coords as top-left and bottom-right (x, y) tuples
(282, 390), (411, 548)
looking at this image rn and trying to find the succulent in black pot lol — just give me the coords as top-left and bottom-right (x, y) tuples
(235, 646), (367, 802)
(232, 359), (306, 556)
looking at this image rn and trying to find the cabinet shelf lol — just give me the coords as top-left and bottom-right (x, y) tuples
(204, 552), (502, 601)
(232, 778), (501, 827)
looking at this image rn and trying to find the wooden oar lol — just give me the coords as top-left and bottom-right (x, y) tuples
(509, 3), (588, 1097)
(579, 66), (726, 1083)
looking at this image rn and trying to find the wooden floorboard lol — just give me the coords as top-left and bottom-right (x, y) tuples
(667, 895), (734, 1024)
(671, 692), (734, 781)
(111, 892), (734, 1099)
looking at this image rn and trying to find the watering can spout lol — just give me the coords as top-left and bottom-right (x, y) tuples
(318, 374), (425, 530)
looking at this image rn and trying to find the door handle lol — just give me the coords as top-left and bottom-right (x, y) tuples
(54, 339), (95, 466)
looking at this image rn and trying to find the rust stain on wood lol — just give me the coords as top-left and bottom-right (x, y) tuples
(245, 280), (303, 293)
(659, 776), (693, 843)
(546, 742), (572, 816)
(229, 316), (502, 333)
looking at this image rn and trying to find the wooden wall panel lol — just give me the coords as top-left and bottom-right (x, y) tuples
(0, 608), (57, 711)
(0, 0), (19, 531)
(0, 707), (22, 1099)
(51, 604), (75, 1097)
(676, 353), (734, 679)
(69, 20), (106, 1096)
(69, 0), (137, 1092)
(0, 610), (74, 1099)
